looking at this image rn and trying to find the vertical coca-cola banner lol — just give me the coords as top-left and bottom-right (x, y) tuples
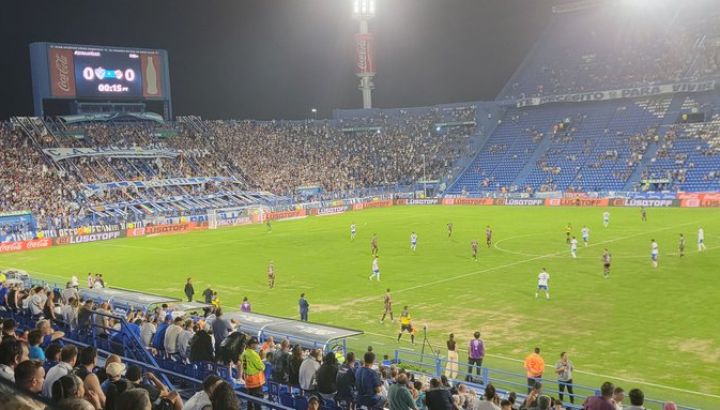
(355, 33), (375, 74)
(48, 47), (76, 97)
(141, 53), (163, 98)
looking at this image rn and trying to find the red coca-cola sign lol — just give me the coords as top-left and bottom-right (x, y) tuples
(48, 47), (76, 97)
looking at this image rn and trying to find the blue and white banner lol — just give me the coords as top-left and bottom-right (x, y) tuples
(43, 146), (181, 161)
(84, 177), (233, 194)
(516, 80), (717, 108)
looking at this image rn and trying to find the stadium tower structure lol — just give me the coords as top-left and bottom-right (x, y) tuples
(353, 0), (376, 109)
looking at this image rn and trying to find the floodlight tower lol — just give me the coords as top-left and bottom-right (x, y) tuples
(353, 0), (376, 109)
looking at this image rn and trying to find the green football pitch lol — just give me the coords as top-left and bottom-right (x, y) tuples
(1, 206), (718, 408)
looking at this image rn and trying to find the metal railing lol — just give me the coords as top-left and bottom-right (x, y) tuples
(394, 349), (700, 410)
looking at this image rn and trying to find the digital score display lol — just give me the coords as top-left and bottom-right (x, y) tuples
(44, 44), (165, 99)
(73, 49), (143, 97)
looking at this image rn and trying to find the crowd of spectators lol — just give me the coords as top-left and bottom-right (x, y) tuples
(502, 4), (720, 99)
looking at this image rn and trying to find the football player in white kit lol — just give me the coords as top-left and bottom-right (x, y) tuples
(698, 227), (706, 251)
(369, 255), (381, 281)
(603, 211), (610, 228)
(351, 223), (357, 241)
(581, 226), (590, 247)
(570, 236), (578, 258)
(651, 239), (659, 268)
(410, 232), (418, 252)
(535, 268), (550, 300)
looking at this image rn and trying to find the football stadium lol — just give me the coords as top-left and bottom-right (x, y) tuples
(0, 1), (719, 410)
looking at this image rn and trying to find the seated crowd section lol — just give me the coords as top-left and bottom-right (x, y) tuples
(0, 104), (480, 239)
(0, 277), (684, 410)
(498, 0), (720, 100)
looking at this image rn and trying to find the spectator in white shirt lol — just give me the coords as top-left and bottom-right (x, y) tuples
(43, 345), (78, 398)
(182, 374), (222, 410)
(164, 317), (184, 356)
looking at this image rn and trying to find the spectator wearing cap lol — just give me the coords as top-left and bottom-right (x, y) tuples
(102, 360), (133, 410)
(183, 374), (222, 410)
(43, 344), (78, 397)
(240, 336), (265, 410)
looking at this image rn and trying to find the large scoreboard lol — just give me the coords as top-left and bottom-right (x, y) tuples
(30, 42), (172, 118)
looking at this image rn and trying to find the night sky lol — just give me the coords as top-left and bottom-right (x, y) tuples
(0, 0), (559, 121)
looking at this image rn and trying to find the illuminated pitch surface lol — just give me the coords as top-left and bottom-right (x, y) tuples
(2, 206), (718, 407)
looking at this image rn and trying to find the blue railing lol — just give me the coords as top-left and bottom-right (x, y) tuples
(394, 350), (700, 410)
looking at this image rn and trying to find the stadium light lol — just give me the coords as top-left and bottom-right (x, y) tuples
(311, 108), (318, 120)
(353, 0), (376, 19)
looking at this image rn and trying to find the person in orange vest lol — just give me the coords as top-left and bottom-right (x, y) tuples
(524, 347), (545, 393)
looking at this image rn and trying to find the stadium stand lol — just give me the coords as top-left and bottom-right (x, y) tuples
(0, 275), (696, 410)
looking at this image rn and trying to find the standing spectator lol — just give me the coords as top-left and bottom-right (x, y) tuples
(583, 382), (616, 410)
(184, 278), (194, 302)
(424, 378), (454, 410)
(177, 320), (195, 361)
(202, 286), (213, 304)
(241, 297), (252, 313)
(182, 374), (222, 410)
(317, 351), (339, 401)
(94, 302), (112, 339)
(164, 317), (184, 357)
(299, 293), (310, 322)
(613, 387), (625, 410)
(299, 348), (322, 394)
(62, 282), (79, 304)
(240, 337), (265, 410)
(524, 347), (544, 393)
(270, 339), (290, 384)
(356, 351), (384, 410)
(388, 373), (417, 410)
(288, 345), (303, 387)
(625, 389), (646, 410)
(467, 331), (485, 382)
(336, 352), (357, 406)
(140, 316), (157, 348)
(152, 315), (172, 352)
(62, 297), (80, 331)
(77, 300), (94, 333)
(43, 345), (78, 397)
(87, 273), (94, 289)
(555, 352), (574, 406)
(189, 327), (214, 363)
(14, 359), (46, 394)
(211, 308), (233, 354)
(445, 333), (458, 379)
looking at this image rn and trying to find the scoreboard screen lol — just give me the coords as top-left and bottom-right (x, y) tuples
(30, 43), (169, 100)
(73, 49), (144, 97)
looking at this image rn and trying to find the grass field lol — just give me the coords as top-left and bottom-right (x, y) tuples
(1, 206), (718, 408)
